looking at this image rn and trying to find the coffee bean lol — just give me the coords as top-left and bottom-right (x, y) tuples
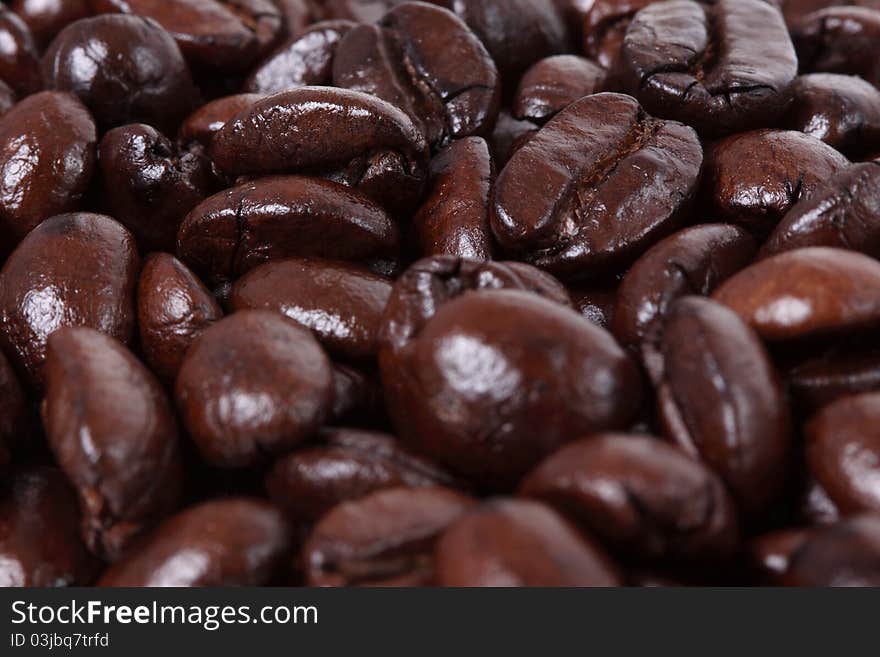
(785, 347), (880, 414)
(488, 110), (538, 169)
(784, 514), (880, 586)
(9, 0), (92, 50)
(583, 0), (656, 70)
(0, 5), (42, 95)
(569, 283), (618, 329)
(792, 6), (880, 87)
(178, 93), (263, 147)
(0, 81), (15, 117)
(513, 55), (605, 124)
(748, 528), (809, 584)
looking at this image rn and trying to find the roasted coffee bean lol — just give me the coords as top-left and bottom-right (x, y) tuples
(613, 224), (757, 361)
(137, 253), (223, 384)
(781, 0), (880, 26)
(713, 247), (880, 342)
(333, 3), (499, 149)
(488, 110), (538, 169)
(178, 93), (263, 147)
(761, 163), (880, 259)
(382, 289), (641, 488)
(0, 351), (27, 465)
(177, 175), (400, 288)
(0, 213), (139, 389)
(491, 93), (702, 280)
(702, 130), (849, 237)
(90, 0), (283, 74)
(800, 477), (841, 525)
(748, 528), (809, 584)
(209, 87), (429, 215)
(0, 5), (42, 95)
(303, 486), (475, 586)
(784, 514), (880, 586)
(620, 0), (797, 137)
(273, 0), (311, 35)
(230, 257), (393, 361)
(10, 0), (91, 50)
(783, 74), (880, 158)
(806, 393), (880, 515)
(318, 0), (400, 22)
(175, 310), (334, 468)
(98, 123), (216, 252)
(0, 466), (99, 586)
(267, 429), (459, 522)
(582, 0), (656, 71)
(329, 364), (384, 424)
(785, 347), (880, 414)
(42, 15), (200, 133)
(413, 137), (494, 260)
(569, 283), (617, 329)
(520, 434), (739, 560)
(792, 7), (880, 87)
(0, 91), (96, 241)
(435, 498), (621, 586)
(513, 55), (605, 124)
(656, 296), (791, 514)
(245, 20), (354, 94)
(98, 498), (291, 586)
(0, 80), (15, 117)
(42, 327), (183, 560)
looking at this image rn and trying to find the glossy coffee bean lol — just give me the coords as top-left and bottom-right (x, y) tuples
(332, 2), (499, 149)
(612, 224), (757, 358)
(9, 0), (91, 49)
(0, 466), (99, 587)
(800, 477), (841, 526)
(177, 175), (399, 288)
(435, 498), (621, 586)
(748, 528), (809, 585)
(0, 213), (139, 389)
(412, 137), (494, 260)
(137, 253), (223, 384)
(582, 0), (656, 71)
(245, 20), (354, 94)
(90, 0), (283, 73)
(303, 486), (475, 586)
(177, 93), (263, 147)
(42, 327), (183, 560)
(0, 5), (42, 95)
(620, 0), (797, 137)
(569, 283), (618, 329)
(781, 0), (880, 26)
(230, 257), (392, 362)
(806, 393), (880, 515)
(784, 514), (880, 586)
(0, 351), (27, 465)
(702, 130), (849, 237)
(99, 498), (292, 586)
(761, 163), (880, 259)
(491, 93), (702, 280)
(792, 7), (880, 87)
(382, 289), (642, 488)
(513, 55), (605, 124)
(209, 87), (429, 216)
(713, 247), (880, 342)
(0, 91), (96, 241)
(42, 15), (200, 133)
(520, 434), (739, 560)
(785, 347), (880, 414)
(175, 310), (334, 468)
(488, 110), (537, 169)
(783, 74), (880, 158)
(98, 124), (216, 252)
(656, 296), (791, 513)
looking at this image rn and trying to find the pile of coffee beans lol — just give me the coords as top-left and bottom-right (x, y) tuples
(2, 0), (880, 587)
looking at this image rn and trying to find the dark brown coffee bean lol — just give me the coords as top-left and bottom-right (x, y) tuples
(785, 347), (880, 414)
(42, 327), (183, 560)
(583, 0), (656, 71)
(806, 393), (880, 515)
(656, 296), (791, 514)
(267, 430), (459, 521)
(761, 163), (880, 259)
(520, 434), (739, 560)
(42, 15), (200, 133)
(98, 123), (216, 253)
(513, 55), (605, 124)
(273, 0), (310, 35)
(245, 20), (354, 94)
(0, 466), (99, 586)
(0, 91), (96, 241)
(792, 7), (880, 87)
(10, 0), (91, 50)
(713, 247), (880, 342)
(177, 175), (400, 288)
(0, 213), (139, 389)
(435, 498), (621, 586)
(382, 288), (642, 488)
(781, 0), (880, 26)
(488, 110), (537, 169)
(0, 5), (42, 95)
(137, 252), (223, 384)
(748, 528), (809, 584)
(783, 74), (880, 158)
(569, 283), (618, 329)
(784, 514), (880, 586)
(613, 224), (757, 360)
(800, 477), (841, 525)
(413, 137), (494, 260)
(303, 486), (475, 586)
(177, 93), (263, 147)
(0, 80), (15, 117)
(332, 3), (500, 149)
(319, 0), (401, 23)
(230, 257), (392, 362)
(209, 87), (429, 215)
(620, 0), (797, 137)
(98, 498), (291, 586)
(0, 351), (26, 465)
(703, 130), (849, 237)
(175, 310), (334, 468)
(90, 0), (283, 73)
(491, 93), (703, 280)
